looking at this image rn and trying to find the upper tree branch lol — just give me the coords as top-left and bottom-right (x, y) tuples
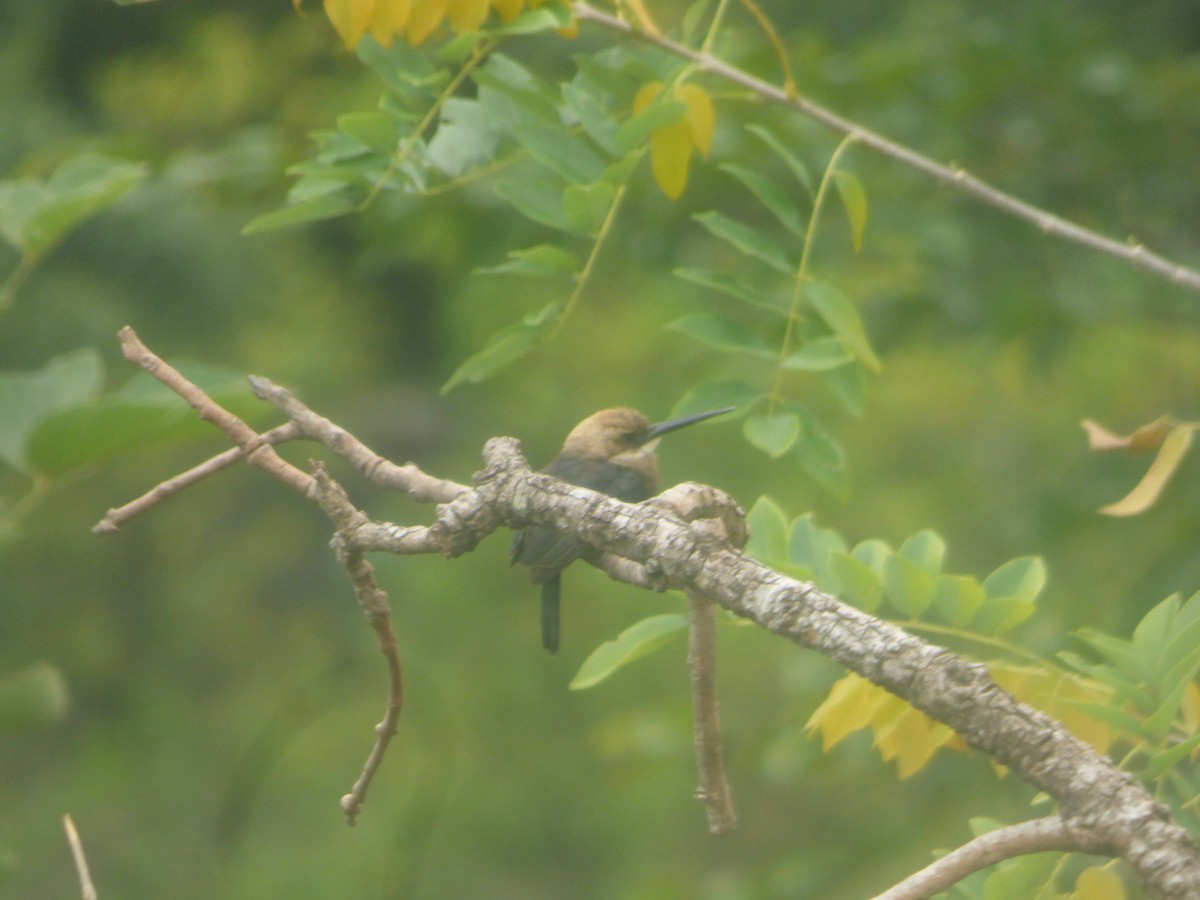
(571, 2), (1200, 295)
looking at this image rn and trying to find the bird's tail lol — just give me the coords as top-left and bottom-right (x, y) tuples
(541, 574), (561, 654)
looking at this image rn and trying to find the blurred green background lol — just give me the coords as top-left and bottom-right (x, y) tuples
(1, 0), (1198, 896)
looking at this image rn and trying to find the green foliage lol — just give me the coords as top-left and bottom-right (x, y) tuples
(570, 613), (690, 689)
(0, 662), (68, 733)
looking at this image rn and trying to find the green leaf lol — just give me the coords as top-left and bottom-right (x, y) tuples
(930, 575), (986, 627)
(852, 539), (893, 575)
(493, 177), (575, 233)
(781, 337), (853, 371)
(819, 358), (867, 418)
(899, 530), (945, 578)
(832, 170), (868, 252)
(672, 267), (788, 316)
(570, 614), (690, 690)
(1131, 593), (1180, 663)
(745, 124), (814, 196)
(511, 122), (606, 184)
(744, 412), (800, 458)
(614, 99), (687, 152)
(25, 363), (256, 475)
(489, 4), (575, 35)
(671, 381), (760, 419)
(474, 54), (560, 124)
(1073, 629), (1153, 682)
(477, 244), (578, 279)
(983, 556), (1046, 604)
(794, 408), (848, 498)
(883, 553), (935, 617)
(337, 111), (403, 154)
(1141, 730), (1200, 780)
(805, 280), (881, 373)
(561, 82), (621, 157)
(0, 349), (103, 473)
(692, 210), (795, 274)
(428, 97), (500, 176)
(0, 662), (68, 733)
(829, 550), (882, 611)
(441, 304), (560, 393)
(788, 513), (847, 586)
(563, 181), (616, 234)
(745, 495), (789, 563)
(972, 598), (1036, 635)
(357, 36), (442, 96)
(0, 156), (147, 256)
(242, 190), (360, 234)
(665, 313), (774, 358)
(719, 162), (805, 237)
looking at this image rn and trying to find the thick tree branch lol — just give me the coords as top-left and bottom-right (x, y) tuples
(571, 2), (1200, 295)
(102, 332), (1200, 896)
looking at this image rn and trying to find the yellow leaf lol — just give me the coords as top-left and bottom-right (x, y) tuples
(650, 118), (694, 199)
(407, 0), (447, 44)
(833, 170), (868, 253)
(676, 83), (715, 156)
(1100, 425), (1194, 516)
(990, 662), (1113, 754)
(491, 0), (524, 22)
(447, 0), (489, 32)
(632, 81), (661, 115)
(806, 673), (886, 749)
(1082, 416), (1173, 454)
(324, 0), (375, 49)
(1072, 865), (1126, 900)
(368, 0), (411, 45)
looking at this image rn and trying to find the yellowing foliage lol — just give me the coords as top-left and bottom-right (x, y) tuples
(807, 664), (1112, 779)
(312, 0), (569, 49)
(633, 81), (716, 199)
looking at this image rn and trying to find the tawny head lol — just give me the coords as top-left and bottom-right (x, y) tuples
(559, 407), (655, 461)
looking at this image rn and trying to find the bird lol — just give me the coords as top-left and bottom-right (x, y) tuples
(510, 405), (734, 653)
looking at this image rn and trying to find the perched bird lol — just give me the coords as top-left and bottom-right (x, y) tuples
(510, 405), (734, 653)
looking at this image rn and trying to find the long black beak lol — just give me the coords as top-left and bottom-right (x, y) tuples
(639, 406), (736, 444)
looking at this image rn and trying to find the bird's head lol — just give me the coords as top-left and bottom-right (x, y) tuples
(558, 405), (735, 463)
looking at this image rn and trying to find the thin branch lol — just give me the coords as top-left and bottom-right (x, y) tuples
(872, 816), (1081, 900)
(92, 422), (300, 534)
(571, 2), (1200, 294)
(62, 814), (98, 900)
(687, 591), (737, 835)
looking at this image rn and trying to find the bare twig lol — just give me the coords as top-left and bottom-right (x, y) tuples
(92, 422), (301, 534)
(687, 592), (737, 834)
(571, 2), (1200, 294)
(62, 814), (98, 900)
(112, 327), (404, 824)
(872, 816), (1081, 900)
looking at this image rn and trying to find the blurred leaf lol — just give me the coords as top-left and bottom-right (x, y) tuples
(665, 313), (774, 358)
(781, 337), (852, 371)
(744, 411), (800, 458)
(720, 162), (804, 236)
(973, 598), (1036, 635)
(883, 553), (935, 617)
(983, 556), (1046, 604)
(832, 170), (868, 252)
(671, 381), (760, 419)
(490, 4), (574, 35)
(570, 614), (689, 689)
(794, 408), (848, 498)
(477, 244), (578, 278)
(26, 363), (257, 475)
(828, 550), (882, 611)
(442, 303), (560, 392)
(672, 267), (788, 316)
(493, 177), (575, 233)
(930, 575), (986, 626)
(788, 512), (847, 586)
(648, 115), (695, 199)
(562, 180), (616, 234)
(1082, 416), (1173, 453)
(744, 495), (789, 563)
(805, 280), (881, 373)
(511, 121), (605, 184)
(692, 210), (795, 274)
(242, 189), (360, 234)
(819, 359), (867, 418)
(619, 84), (685, 151)
(1071, 865), (1126, 899)
(338, 110), (403, 154)
(1099, 425), (1194, 516)
(0, 662), (68, 733)
(899, 529), (945, 577)
(0, 349), (103, 473)
(428, 97), (499, 175)
(676, 83), (715, 156)
(561, 81), (620, 156)
(746, 123), (813, 195)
